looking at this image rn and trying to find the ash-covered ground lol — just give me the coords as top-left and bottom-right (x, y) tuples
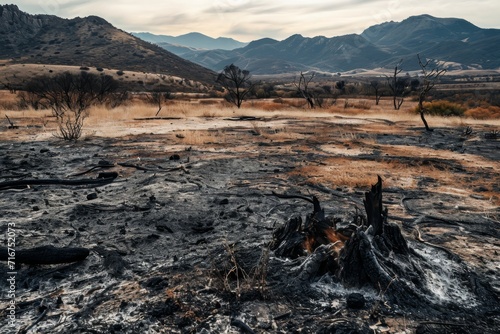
(1, 115), (499, 333)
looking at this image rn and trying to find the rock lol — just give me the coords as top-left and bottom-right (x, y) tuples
(87, 193), (98, 200)
(219, 198), (229, 205)
(98, 172), (118, 179)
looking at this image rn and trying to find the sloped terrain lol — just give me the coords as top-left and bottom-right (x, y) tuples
(0, 5), (216, 85)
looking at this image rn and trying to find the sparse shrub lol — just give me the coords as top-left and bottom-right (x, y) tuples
(413, 100), (465, 117)
(198, 99), (219, 105)
(116, 70), (124, 76)
(343, 100), (371, 110)
(464, 106), (500, 119)
(96, 67), (104, 72)
(21, 72), (119, 140)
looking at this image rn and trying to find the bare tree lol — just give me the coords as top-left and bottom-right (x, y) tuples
(22, 71), (119, 140)
(294, 72), (316, 108)
(387, 59), (410, 110)
(147, 90), (172, 116)
(416, 54), (446, 131)
(216, 64), (254, 108)
(370, 80), (383, 105)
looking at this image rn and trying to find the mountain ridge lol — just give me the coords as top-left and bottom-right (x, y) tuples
(1, 6), (499, 77)
(0, 4), (216, 86)
(132, 32), (247, 50)
(159, 14), (500, 74)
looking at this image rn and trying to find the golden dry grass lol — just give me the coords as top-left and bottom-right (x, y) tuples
(1, 97), (498, 207)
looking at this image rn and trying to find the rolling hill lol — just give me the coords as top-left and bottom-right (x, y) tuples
(0, 4), (216, 86)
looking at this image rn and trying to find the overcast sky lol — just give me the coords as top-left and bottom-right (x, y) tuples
(5, 0), (500, 41)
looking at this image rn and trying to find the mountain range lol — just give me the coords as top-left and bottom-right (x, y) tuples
(1, 5), (499, 79)
(132, 32), (247, 51)
(0, 4), (215, 85)
(147, 14), (500, 75)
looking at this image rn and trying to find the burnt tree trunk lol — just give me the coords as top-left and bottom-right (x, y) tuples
(338, 176), (425, 306)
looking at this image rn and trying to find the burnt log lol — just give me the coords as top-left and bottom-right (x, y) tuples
(0, 245), (89, 265)
(0, 175), (117, 190)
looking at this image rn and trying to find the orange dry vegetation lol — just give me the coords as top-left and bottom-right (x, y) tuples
(465, 106), (500, 119)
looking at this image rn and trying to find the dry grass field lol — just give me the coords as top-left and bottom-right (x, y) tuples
(1, 96), (499, 333)
(2, 97), (498, 199)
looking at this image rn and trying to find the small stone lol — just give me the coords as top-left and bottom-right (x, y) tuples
(32, 206), (40, 211)
(169, 154), (180, 161)
(470, 194), (486, 200)
(87, 193), (98, 200)
(346, 293), (366, 309)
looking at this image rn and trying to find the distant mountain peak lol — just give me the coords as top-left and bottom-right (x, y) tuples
(132, 31), (247, 50)
(168, 14), (500, 74)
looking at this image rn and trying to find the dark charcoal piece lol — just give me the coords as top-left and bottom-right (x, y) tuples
(87, 192), (98, 200)
(346, 293), (366, 309)
(142, 276), (169, 291)
(0, 245), (89, 264)
(98, 172), (118, 179)
(270, 216), (306, 259)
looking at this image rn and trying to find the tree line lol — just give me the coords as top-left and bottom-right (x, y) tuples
(216, 55), (445, 130)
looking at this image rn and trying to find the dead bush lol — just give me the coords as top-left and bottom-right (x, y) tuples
(464, 106), (500, 119)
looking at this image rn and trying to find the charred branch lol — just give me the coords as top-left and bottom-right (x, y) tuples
(0, 175), (117, 190)
(0, 245), (89, 265)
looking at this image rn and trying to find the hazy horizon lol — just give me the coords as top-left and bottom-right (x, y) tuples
(3, 1), (500, 42)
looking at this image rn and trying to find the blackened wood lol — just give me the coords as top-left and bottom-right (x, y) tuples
(0, 176), (117, 190)
(364, 175), (385, 236)
(0, 245), (89, 264)
(271, 216), (306, 259)
(97, 172), (119, 179)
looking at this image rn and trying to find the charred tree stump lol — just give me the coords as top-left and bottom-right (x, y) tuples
(270, 176), (499, 316)
(270, 194), (348, 277)
(338, 176), (421, 305)
(0, 245), (89, 265)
